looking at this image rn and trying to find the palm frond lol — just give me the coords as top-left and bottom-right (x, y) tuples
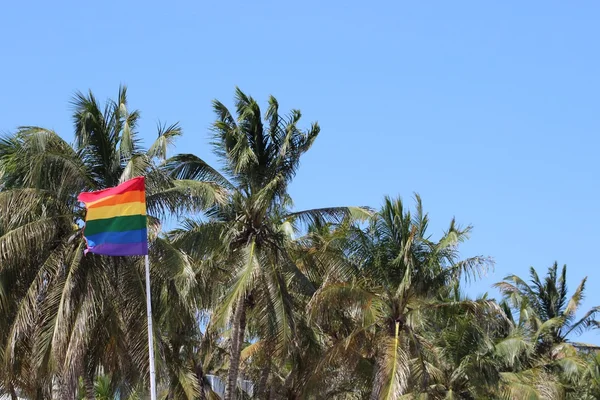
(373, 322), (410, 400)
(563, 306), (600, 338)
(564, 277), (586, 320)
(213, 240), (259, 328)
(146, 180), (226, 219)
(164, 153), (234, 190)
(147, 122), (182, 161)
(284, 206), (373, 227)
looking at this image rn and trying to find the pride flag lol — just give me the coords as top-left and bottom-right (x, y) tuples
(78, 176), (148, 256)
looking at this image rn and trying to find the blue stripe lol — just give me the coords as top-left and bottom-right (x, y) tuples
(85, 228), (147, 247)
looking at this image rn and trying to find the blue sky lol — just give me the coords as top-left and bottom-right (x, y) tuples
(2, 1), (599, 342)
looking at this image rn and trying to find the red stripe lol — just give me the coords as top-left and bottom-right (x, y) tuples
(78, 177), (145, 203)
(84, 191), (145, 209)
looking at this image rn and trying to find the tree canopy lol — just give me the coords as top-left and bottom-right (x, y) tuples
(0, 87), (598, 400)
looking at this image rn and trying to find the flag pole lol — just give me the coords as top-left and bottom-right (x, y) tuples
(144, 254), (157, 400)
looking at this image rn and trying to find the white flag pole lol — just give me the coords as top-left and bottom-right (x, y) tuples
(144, 254), (157, 400)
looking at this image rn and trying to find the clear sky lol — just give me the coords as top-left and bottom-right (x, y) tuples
(2, 1), (599, 342)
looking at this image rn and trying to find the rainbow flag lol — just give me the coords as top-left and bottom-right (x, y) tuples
(78, 176), (148, 256)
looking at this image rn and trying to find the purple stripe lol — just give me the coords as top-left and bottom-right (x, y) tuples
(87, 241), (148, 256)
(85, 229), (147, 247)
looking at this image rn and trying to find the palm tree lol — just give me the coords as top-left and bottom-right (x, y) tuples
(494, 263), (600, 398)
(578, 351), (600, 399)
(495, 262), (600, 349)
(397, 290), (504, 400)
(0, 86), (223, 398)
(307, 196), (494, 400)
(168, 88), (368, 400)
(76, 374), (144, 400)
(159, 288), (228, 400)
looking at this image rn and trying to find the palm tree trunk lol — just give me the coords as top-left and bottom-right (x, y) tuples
(370, 321), (401, 400)
(369, 353), (382, 400)
(9, 385), (18, 400)
(270, 384), (278, 399)
(57, 375), (75, 400)
(283, 373), (298, 400)
(224, 295), (247, 400)
(194, 361), (207, 400)
(257, 339), (273, 399)
(257, 364), (271, 400)
(84, 374), (95, 400)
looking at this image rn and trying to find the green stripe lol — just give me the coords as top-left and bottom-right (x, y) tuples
(85, 214), (147, 236)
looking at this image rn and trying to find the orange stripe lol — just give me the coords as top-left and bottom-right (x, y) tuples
(85, 190), (145, 208)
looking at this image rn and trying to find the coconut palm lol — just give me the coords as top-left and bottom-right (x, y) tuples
(307, 196), (494, 400)
(494, 263), (600, 399)
(495, 262), (600, 349)
(577, 351), (600, 399)
(393, 289), (504, 400)
(0, 86), (224, 398)
(168, 88), (369, 400)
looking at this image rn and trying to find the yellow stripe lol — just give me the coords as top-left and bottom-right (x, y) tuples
(86, 201), (147, 221)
